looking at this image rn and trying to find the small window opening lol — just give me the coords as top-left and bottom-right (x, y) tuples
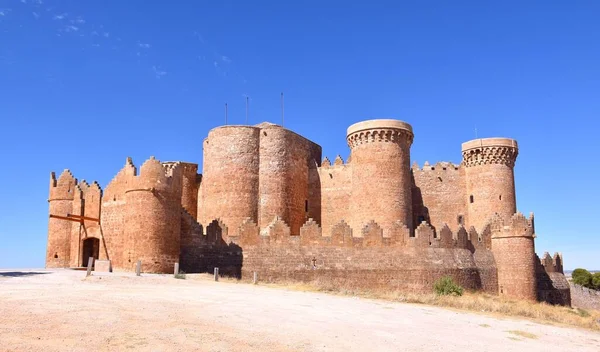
(499, 195), (502, 201)
(457, 215), (464, 225)
(305, 200), (308, 213)
(469, 195), (474, 203)
(54, 253), (58, 259)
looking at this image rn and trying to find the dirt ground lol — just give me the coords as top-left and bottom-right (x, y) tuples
(0, 270), (599, 352)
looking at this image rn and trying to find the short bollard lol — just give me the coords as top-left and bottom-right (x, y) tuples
(253, 272), (258, 285)
(86, 257), (94, 277)
(214, 267), (219, 282)
(135, 260), (141, 276)
(174, 263), (179, 277)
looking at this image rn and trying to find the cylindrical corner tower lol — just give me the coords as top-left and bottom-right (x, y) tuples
(202, 126), (260, 235)
(462, 138), (518, 231)
(124, 158), (181, 273)
(347, 119), (414, 232)
(47, 170), (76, 268)
(491, 214), (537, 301)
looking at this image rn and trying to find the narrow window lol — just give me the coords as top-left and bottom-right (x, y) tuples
(305, 200), (308, 213)
(499, 195), (502, 201)
(470, 195), (474, 203)
(54, 253), (58, 259)
(457, 215), (464, 225)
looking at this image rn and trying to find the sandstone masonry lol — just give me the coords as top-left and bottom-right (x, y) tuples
(46, 119), (569, 305)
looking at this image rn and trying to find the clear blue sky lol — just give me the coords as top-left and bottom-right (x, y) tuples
(0, 1), (598, 269)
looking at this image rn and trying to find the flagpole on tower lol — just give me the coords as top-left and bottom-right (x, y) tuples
(246, 96), (249, 125)
(281, 92), (284, 127)
(225, 103), (228, 125)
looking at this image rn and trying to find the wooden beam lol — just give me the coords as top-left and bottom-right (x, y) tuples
(66, 214), (100, 223)
(49, 214), (83, 223)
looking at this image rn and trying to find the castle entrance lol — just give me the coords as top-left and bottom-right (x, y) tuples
(82, 238), (99, 267)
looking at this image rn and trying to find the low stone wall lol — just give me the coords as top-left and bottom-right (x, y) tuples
(570, 283), (600, 310)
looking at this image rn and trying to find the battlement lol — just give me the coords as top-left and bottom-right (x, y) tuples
(539, 252), (564, 274)
(411, 161), (461, 172)
(205, 216), (492, 251)
(346, 119), (414, 148)
(461, 138), (518, 168)
(319, 155), (348, 169)
(49, 169), (77, 201)
(490, 212), (535, 239)
(124, 156), (183, 194)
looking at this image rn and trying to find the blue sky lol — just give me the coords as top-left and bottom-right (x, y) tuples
(0, 1), (598, 269)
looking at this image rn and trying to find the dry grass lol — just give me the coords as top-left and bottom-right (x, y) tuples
(507, 330), (538, 339)
(198, 275), (600, 331)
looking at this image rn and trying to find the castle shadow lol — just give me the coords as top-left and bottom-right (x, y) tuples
(0, 271), (51, 277)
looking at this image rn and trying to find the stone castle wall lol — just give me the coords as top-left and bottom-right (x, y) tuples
(411, 162), (466, 233)
(45, 118), (570, 304)
(179, 216), (498, 293)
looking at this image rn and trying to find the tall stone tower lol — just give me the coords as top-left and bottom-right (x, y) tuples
(46, 170), (77, 268)
(201, 123), (321, 236)
(490, 213), (537, 301)
(462, 138), (518, 231)
(123, 157), (182, 273)
(201, 126), (260, 235)
(347, 119), (414, 232)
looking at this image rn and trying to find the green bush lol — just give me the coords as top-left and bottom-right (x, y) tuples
(572, 268), (593, 288)
(174, 271), (186, 280)
(433, 276), (464, 296)
(592, 272), (600, 290)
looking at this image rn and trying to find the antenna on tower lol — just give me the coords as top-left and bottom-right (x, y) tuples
(281, 92), (285, 127)
(225, 103), (228, 125)
(245, 96), (249, 125)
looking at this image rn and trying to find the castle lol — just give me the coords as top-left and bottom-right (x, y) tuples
(46, 119), (570, 305)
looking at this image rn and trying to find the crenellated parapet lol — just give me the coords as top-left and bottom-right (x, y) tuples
(49, 169), (77, 201)
(319, 155), (349, 169)
(346, 119), (414, 149)
(220, 216), (488, 251)
(490, 212), (535, 239)
(411, 161), (461, 172)
(539, 252), (564, 274)
(461, 138), (518, 168)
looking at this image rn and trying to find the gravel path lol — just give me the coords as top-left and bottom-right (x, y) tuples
(0, 269), (598, 351)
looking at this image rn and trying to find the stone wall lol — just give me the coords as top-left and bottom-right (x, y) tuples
(411, 162), (466, 234)
(180, 216), (498, 294)
(317, 157), (351, 236)
(570, 284), (600, 310)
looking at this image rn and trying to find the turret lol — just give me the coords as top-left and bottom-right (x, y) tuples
(491, 213), (537, 301)
(123, 157), (182, 273)
(462, 138), (518, 231)
(47, 169), (77, 268)
(347, 119), (414, 233)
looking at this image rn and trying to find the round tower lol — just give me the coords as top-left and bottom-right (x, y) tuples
(257, 123), (320, 235)
(491, 213), (537, 301)
(202, 126), (260, 235)
(124, 157), (182, 273)
(47, 170), (77, 268)
(462, 138), (518, 231)
(347, 119), (414, 233)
